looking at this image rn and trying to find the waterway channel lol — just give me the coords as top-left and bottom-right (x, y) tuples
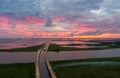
(0, 48), (120, 64)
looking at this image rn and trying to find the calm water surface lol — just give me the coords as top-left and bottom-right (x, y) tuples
(0, 38), (120, 64)
(0, 38), (48, 49)
(48, 48), (120, 61)
(0, 52), (36, 64)
(0, 48), (120, 64)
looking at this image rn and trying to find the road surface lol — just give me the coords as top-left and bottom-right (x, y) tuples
(35, 42), (51, 78)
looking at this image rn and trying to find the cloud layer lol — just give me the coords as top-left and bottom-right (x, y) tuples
(0, 0), (120, 38)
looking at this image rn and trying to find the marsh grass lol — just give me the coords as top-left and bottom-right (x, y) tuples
(0, 63), (35, 78)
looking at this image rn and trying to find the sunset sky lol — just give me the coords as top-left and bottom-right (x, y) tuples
(0, 0), (120, 38)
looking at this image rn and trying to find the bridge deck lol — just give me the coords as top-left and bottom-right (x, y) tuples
(39, 52), (50, 78)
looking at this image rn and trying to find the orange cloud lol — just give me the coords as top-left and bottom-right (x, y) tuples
(74, 33), (120, 38)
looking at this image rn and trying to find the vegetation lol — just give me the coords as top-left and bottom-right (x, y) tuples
(0, 41), (120, 52)
(48, 44), (120, 52)
(48, 44), (81, 52)
(51, 57), (120, 65)
(0, 63), (35, 78)
(51, 57), (120, 78)
(54, 65), (120, 78)
(0, 43), (80, 52)
(49, 40), (120, 52)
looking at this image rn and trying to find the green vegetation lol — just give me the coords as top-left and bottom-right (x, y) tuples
(0, 44), (43, 52)
(49, 40), (120, 52)
(54, 65), (120, 78)
(48, 44), (81, 52)
(51, 57), (120, 78)
(0, 63), (35, 78)
(48, 43), (120, 52)
(51, 57), (120, 65)
(0, 44), (81, 52)
(0, 41), (120, 52)
(48, 44), (110, 52)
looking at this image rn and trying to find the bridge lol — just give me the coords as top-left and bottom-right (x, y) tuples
(35, 41), (57, 78)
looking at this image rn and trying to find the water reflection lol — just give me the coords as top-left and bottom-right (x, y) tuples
(0, 49), (120, 64)
(0, 38), (120, 64)
(0, 52), (36, 64)
(52, 40), (108, 49)
(0, 38), (46, 49)
(48, 48), (120, 61)
(52, 41), (99, 45)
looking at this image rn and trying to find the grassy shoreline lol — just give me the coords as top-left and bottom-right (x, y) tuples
(51, 57), (120, 78)
(54, 65), (120, 78)
(0, 63), (35, 78)
(51, 57), (120, 65)
(0, 43), (120, 52)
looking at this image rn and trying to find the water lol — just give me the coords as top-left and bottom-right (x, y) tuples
(48, 48), (120, 61)
(52, 39), (120, 49)
(0, 38), (49, 49)
(0, 38), (119, 49)
(0, 38), (120, 64)
(0, 48), (120, 64)
(52, 40), (99, 45)
(0, 52), (36, 64)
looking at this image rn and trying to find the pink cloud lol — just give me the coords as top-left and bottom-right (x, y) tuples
(0, 14), (120, 38)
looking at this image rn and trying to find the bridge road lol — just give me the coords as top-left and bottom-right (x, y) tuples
(39, 42), (51, 78)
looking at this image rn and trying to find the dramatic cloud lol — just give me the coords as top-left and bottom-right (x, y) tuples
(0, 0), (120, 38)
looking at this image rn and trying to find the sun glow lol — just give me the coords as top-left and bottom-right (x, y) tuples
(74, 33), (120, 39)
